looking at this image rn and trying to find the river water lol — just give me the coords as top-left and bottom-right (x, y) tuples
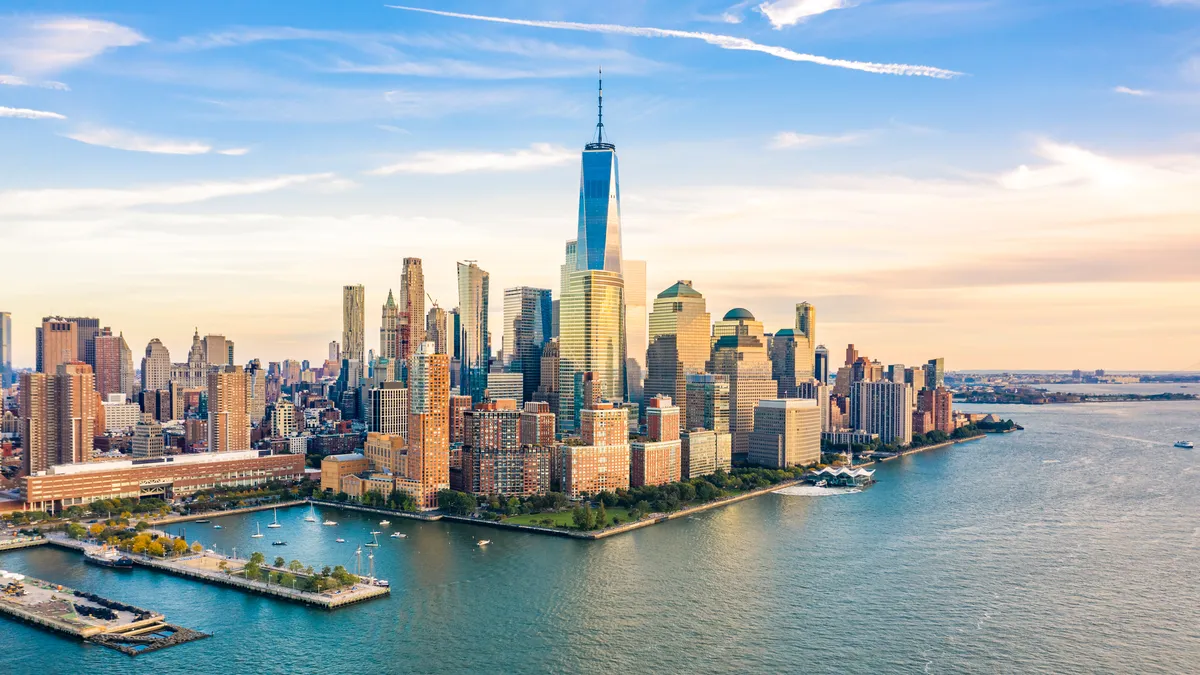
(2, 401), (1197, 674)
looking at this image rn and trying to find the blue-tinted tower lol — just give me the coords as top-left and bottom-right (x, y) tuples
(576, 70), (623, 275)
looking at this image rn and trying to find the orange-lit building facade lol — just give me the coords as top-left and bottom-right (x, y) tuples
(408, 342), (450, 509)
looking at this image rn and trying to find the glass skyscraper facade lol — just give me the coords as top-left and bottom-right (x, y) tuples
(576, 146), (622, 274)
(503, 287), (553, 403)
(457, 262), (490, 403)
(558, 270), (626, 431)
(0, 311), (10, 386)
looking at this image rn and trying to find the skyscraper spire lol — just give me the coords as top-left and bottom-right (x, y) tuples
(595, 66), (605, 144)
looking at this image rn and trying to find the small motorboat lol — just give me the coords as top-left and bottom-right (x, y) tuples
(814, 480), (828, 488)
(390, 532), (407, 539)
(1175, 441), (1194, 449)
(213, 525), (223, 529)
(322, 520), (338, 526)
(335, 538), (346, 543)
(271, 540), (287, 546)
(375, 579), (390, 587)
(379, 520), (391, 526)
(476, 540), (491, 547)
(194, 519), (211, 524)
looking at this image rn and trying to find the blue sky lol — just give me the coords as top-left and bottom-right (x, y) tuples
(3, 1), (1199, 370)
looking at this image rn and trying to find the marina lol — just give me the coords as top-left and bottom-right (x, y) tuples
(0, 571), (208, 655)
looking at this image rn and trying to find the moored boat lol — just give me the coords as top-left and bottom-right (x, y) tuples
(1175, 440), (1194, 449)
(84, 547), (134, 570)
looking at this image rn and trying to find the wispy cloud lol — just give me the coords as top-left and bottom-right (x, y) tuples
(771, 130), (869, 149)
(0, 106), (66, 120)
(367, 143), (574, 175)
(386, 6), (961, 79)
(217, 147), (250, 156)
(0, 173), (336, 217)
(64, 127), (213, 155)
(758, 0), (854, 29)
(0, 17), (147, 76)
(0, 74), (69, 89)
(1113, 85), (1150, 96)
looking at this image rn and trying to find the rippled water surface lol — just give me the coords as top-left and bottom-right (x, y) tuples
(2, 401), (1197, 674)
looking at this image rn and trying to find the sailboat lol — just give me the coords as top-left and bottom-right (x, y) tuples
(251, 522), (264, 538)
(365, 532), (380, 548)
(304, 504), (317, 523)
(267, 507), (282, 529)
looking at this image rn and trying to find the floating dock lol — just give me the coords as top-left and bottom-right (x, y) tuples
(0, 572), (208, 655)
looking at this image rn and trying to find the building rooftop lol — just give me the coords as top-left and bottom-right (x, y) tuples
(326, 453), (367, 462)
(723, 308), (755, 321)
(657, 280), (701, 299)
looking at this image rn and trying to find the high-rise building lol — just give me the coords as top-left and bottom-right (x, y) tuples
(0, 311), (11, 386)
(707, 309), (776, 460)
(208, 365), (250, 452)
(850, 381), (914, 446)
(623, 260), (647, 406)
(917, 387), (954, 435)
(925, 358), (946, 390)
(485, 372), (523, 403)
(201, 334), (229, 367)
(426, 305), (448, 355)
(102, 393), (141, 432)
(93, 328), (123, 398)
(399, 258), (426, 365)
(448, 394), (473, 445)
(645, 395), (680, 443)
(645, 281), (710, 425)
(369, 382), (409, 438)
(141, 338), (171, 393)
(632, 395), (681, 488)
(685, 373), (730, 434)
(457, 262), (490, 403)
(748, 399), (822, 469)
(380, 290), (399, 360)
(20, 363), (99, 473)
(342, 284), (365, 364)
(131, 414), (165, 459)
(562, 401), (630, 499)
(845, 344), (859, 367)
(36, 318), (77, 374)
(246, 359), (267, 425)
(814, 345), (829, 384)
(63, 317), (100, 369)
(328, 341), (340, 362)
(770, 330), (807, 399)
(794, 302), (816, 382)
(170, 329), (208, 388)
(681, 429), (732, 479)
(503, 286), (552, 402)
(576, 75), (623, 275)
(519, 401), (556, 447)
(555, 240), (578, 339)
(904, 366), (927, 393)
(271, 399), (298, 438)
(559, 270), (625, 431)
(408, 342), (450, 509)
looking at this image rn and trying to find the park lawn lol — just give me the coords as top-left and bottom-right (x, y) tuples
(503, 507), (635, 529)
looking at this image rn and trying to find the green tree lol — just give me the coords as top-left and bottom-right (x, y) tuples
(279, 573), (296, 588)
(66, 523), (87, 539)
(274, 556), (286, 568)
(595, 503), (607, 530)
(288, 559), (305, 573)
(249, 551), (265, 566)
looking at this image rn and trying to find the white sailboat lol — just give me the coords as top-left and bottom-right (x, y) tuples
(267, 507), (282, 528)
(365, 532), (380, 548)
(304, 504), (317, 523)
(251, 522), (264, 538)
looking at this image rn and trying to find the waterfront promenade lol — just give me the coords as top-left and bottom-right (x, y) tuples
(149, 499), (307, 526)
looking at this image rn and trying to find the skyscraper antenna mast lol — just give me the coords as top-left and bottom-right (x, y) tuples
(596, 66), (604, 143)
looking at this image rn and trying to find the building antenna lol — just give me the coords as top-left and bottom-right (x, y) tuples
(595, 66), (605, 144)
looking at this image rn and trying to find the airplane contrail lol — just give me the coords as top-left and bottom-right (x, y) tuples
(386, 5), (962, 79)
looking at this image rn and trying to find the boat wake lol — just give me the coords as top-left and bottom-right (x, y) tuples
(773, 485), (862, 497)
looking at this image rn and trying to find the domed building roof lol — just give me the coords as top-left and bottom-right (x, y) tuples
(723, 308), (755, 321)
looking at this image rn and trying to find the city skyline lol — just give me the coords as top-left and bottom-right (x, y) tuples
(3, 2), (1200, 371)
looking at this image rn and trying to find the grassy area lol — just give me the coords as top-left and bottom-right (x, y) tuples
(504, 507), (634, 529)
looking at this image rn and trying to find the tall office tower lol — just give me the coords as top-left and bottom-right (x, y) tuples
(170, 329), (208, 388)
(576, 74), (623, 275)
(559, 270), (625, 431)
(226, 341), (235, 367)
(199, 334), (226, 367)
(645, 281), (711, 426)
(707, 309), (776, 461)
(448, 394), (473, 445)
(408, 342), (450, 509)
(503, 287), (553, 403)
(342, 284), (365, 364)
(36, 318), (77, 373)
(371, 357), (395, 385)
(131, 414), (165, 459)
(520, 401), (556, 447)
(380, 290), (399, 360)
(925, 358), (946, 390)
(850, 381), (914, 446)
(399, 258), (426, 365)
(769, 330), (805, 399)
(685, 373), (730, 434)
(533, 339), (561, 418)
(23, 363), (99, 469)
(208, 365), (250, 452)
(93, 328), (123, 397)
(245, 359), (267, 425)
(845, 344), (859, 367)
(457, 262), (490, 403)
(794, 302), (817, 381)
(0, 311), (11, 386)
(369, 381), (409, 437)
(904, 366), (927, 392)
(119, 333), (135, 399)
(19, 372), (51, 473)
(448, 308), (461, 360)
(62, 317), (100, 369)
(555, 240), (578, 339)
(748, 399), (822, 469)
(328, 341), (340, 362)
(141, 339), (171, 392)
(888, 364), (906, 383)
(623, 259), (647, 406)
(426, 305), (448, 355)
(814, 345), (830, 384)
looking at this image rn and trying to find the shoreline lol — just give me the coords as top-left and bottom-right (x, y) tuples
(854, 433), (986, 468)
(150, 500), (308, 526)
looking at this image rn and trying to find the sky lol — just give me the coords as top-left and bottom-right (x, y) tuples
(2, 0), (1199, 372)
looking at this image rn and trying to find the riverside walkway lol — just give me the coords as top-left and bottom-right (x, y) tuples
(45, 536), (388, 609)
